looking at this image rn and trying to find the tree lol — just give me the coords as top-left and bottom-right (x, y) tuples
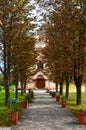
(42, 0), (86, 105)
(11, 34), (37, 97)
(0, 0), (37, 106)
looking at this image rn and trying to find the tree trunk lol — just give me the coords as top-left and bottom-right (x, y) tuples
(65, 81), (69, 100)
(55, 82), (58, 92)
(4, 66), (10, 107)
(59, 82), (63, 95)
(3, 41), (10, 107)
(4, 78), (10, 107)
(24, 81), (26, 93)
(74, 74), (83, 105)
(65, 72), (71, 99)
(20, 81), (24, 96)
(15, 80), (18, 100)
(76, 85), (81, 105)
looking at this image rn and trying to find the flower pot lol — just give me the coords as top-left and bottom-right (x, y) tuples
(12, 111), (18, 124)
(52, 95), (55, 98)
(61, 101), (66, 108)
(56, 96), (60, 102)
(8, 111), (18, 124)
(21, 100), (28, 108)
(51, 92), (56, 98)
(78, 112), (86, 124)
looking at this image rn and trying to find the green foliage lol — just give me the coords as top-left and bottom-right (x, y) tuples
(42, 0), (86, 105)
(30, 90), (34, 99)
(0, 87), (2, 92)
(0, 91), (25, 126)
(0, 109), (12, 126)
(0, 0), (37, 107)
(52, 91), (56, 96)
(10, 104), (19, 112)
(9, 85), (15, 92)
(67, 92), (86, 116)
(0, 91), (5, 107)
(0, 90), (25, 107)
(24, 93), (33, 103)
(55, 92), (60, 97)
(61, 95), (67, 101)
(0, 74), (4, 86)
(10, 103), (22, 115)
(50, 91), (56, 96)
(79, 107), (86, 112)
(50, 91), (53, 95)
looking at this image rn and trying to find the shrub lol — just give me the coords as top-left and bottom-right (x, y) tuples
(61, 95), (67, 101)
(25, 94), (33, 103)
(50, 91), (53, 95)
(10, 103), (22, 115)
(30, 90), (34, 99)
(55, 92), (60, 97)
(0, 110), (12, 126)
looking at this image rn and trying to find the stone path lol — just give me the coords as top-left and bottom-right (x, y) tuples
(12, 90), (86, 130)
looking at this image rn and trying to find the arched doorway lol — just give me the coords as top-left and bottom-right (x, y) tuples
(33, 71), (47, 89)
(35, 74), (45, 89)
(36, 78), (45, 89)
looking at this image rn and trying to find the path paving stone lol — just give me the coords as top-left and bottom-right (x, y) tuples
(12, 90), (86, 130)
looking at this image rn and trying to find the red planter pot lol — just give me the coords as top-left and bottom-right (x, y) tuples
(56, 96), (60, 102)
(12, 111), (18, 124)
(21, 101), (28, 108)
(78, 112), (86, 124)
(8, 111), (18, 124)
(61, 101), (67, 108)
(52, 95), (55, 98)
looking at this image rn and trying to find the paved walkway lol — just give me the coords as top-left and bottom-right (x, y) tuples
(12, 90), (86, 130)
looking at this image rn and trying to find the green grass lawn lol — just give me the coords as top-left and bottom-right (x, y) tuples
(66, 93), (86, 118)
(63, 83), (86, 93)
(0, 91), (5, 106)
(63, 83), (86, 116)
(0, 89), (25, 126)
(0, 90), (24, 107)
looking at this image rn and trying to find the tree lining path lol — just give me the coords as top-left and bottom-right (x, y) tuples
(12, 90), (86, 130)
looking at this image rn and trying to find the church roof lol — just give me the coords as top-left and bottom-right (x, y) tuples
(32, 71), (48, 80)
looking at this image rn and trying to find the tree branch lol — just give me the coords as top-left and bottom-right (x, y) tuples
(0, 66), (4, 75)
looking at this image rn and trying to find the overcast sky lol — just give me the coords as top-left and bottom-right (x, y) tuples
(31, 0), (47, 26)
